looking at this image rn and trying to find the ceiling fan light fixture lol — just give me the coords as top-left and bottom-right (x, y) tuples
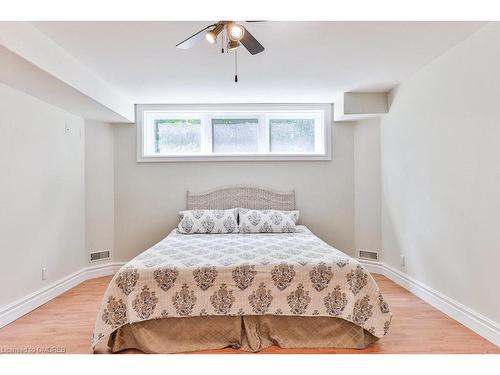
(228, 23), (245, 41)
(228, 40), (239, 50)
(205, 22), (225, 44)
(205, 31), (216, 44)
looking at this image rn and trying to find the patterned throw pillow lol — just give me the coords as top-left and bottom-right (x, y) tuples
(177, 209), (239, 234)
(238, 209), (300, 233)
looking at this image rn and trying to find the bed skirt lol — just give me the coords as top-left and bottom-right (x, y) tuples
(97, 315), (378, 353)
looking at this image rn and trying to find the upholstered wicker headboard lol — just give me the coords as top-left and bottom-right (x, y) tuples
(186, 185), (295, 210)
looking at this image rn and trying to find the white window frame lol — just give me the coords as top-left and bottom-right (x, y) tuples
(136, 104), (332, 162)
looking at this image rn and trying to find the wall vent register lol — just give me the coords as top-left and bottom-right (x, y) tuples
(90, 250), (111, 262)
(358, 249), (379, 261)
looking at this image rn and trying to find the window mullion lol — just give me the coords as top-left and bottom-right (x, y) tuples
(201, 114), (212, 154)
(258, 114), (269, 153)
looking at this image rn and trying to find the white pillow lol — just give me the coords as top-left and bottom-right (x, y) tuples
(238, 209), (300, 233)
(178, 209), (239, 234)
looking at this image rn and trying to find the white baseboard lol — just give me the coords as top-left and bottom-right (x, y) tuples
(0, 262), (125, 329)
(359, 259), (500, 347)
(85, 262), (125, 280)
(357, 259), (384, 275)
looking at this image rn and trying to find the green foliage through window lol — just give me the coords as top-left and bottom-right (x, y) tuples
(154, 119), (201, 154)
(270, 119), (315, 152)
(212, 119), (259, 153)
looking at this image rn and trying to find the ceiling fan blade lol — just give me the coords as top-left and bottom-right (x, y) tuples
(240, 27), (265, 55)
(176, 24), (214, 49)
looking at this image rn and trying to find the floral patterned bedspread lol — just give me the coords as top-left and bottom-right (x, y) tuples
(92, 226), (392, 348)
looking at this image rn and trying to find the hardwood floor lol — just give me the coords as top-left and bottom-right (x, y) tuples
(0, 274), (498, 354)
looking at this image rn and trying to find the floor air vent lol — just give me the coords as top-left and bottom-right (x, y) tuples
(90, 250), (111, 262)
(358, 249), (379, 261)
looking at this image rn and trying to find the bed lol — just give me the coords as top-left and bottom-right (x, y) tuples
(92, 186), (391, 353)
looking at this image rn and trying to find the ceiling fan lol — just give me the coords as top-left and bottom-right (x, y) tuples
(176, 21), (265, 55)
(176, 21), (265, 82)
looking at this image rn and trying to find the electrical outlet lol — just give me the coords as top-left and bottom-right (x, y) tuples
(41, 267), (48, 280)
(400, 255), (406, 270)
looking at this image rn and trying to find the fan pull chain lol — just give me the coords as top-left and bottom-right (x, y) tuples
(221, 30), (225, 54)
(234, 49), (238, 83)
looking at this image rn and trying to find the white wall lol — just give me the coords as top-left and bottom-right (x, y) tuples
(381, 23), (500, 322)
(354, 118), (381, 255)
(113, 122), (355, 262)
(84, 120), (114, 263)
(0, 83), (85, 308)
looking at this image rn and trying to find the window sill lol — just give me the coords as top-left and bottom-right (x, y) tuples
(137, 153), (332, 162)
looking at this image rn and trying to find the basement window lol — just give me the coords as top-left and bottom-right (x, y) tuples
(137, 104), (331, 162)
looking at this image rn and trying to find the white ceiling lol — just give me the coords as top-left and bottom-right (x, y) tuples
(32, 21), (485, 104)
